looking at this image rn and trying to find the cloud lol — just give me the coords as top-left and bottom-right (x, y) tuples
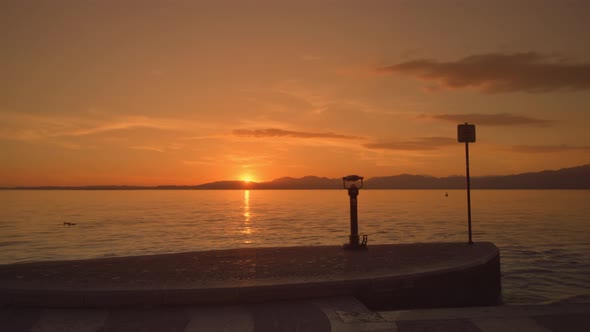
(378, 52), (590, 93)
(364, 137), (456, 151)
(233, 128), (361, 140)
(129, 146), (166, 153)
(183, 158), (218, 165)
(423, 113), (553, 127)
(510, 144), (590, 153)
(57, 116), (179, 137)
(0, 111), (183, 141)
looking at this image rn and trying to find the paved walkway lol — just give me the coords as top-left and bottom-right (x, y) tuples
(1, 297), (589, 331)
(0, 243), (585, 331)
(0, 242), (499, 308)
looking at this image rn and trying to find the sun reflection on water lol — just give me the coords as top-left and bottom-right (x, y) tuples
(241, 190), (252, 242)
(243, 190), (250, 223)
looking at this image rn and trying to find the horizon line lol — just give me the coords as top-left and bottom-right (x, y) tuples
(1, 163), (588, 189)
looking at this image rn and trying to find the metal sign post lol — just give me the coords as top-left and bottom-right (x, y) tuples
(457, 123), (476, 245)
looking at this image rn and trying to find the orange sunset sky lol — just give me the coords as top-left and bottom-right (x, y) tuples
(1, 0), (590, 186)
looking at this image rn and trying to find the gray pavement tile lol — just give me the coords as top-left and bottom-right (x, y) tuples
(396, 319), (482, 332)
(533, 313), (590, 332)
(164, 287), (239, 306)
(0, 308), (41, 332)
(185, 306), (253, 332)
(96, 308), (189, 332)
(250, 300), (331, 332)
(31, 309), (108, 332)
(0, 293), (9, 308)
(313, 296), (398, 332)
(471, 317), (552, 332)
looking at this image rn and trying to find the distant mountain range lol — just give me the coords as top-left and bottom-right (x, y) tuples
(3, 164), (590, 190)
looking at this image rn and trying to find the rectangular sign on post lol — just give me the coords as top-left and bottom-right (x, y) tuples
(458, 124), (476, 143)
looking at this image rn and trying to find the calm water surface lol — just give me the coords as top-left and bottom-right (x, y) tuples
(1, 189), (589, 305)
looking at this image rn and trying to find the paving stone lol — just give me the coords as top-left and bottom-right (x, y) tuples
(471, 317), (552, 332)
(250, 300), (331, 332)
(31, 308), (107, 332)
(0, 308), (41, 332)
(533, 313), (590, 332)
(97, 308), (189, 332)
(185, 306), (253, 332)
(396, 318), (482, 332)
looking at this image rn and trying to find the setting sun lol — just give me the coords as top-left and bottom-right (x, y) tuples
(241, 175), (256, 183)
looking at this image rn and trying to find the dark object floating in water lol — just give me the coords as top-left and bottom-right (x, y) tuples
(445, 192), (449, 197)
(63, 222), (77, 226)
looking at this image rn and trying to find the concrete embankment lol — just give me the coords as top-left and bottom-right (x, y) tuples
(0, 242), (501, 309)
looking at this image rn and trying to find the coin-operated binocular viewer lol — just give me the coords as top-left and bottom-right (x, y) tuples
(342, 175), (367, 250)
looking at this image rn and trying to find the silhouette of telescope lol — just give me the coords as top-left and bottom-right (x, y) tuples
(342, 175), (364, 188)
(342, 174), (366, 250)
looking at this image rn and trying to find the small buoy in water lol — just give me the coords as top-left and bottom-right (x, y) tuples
(445, 192), (448, 197)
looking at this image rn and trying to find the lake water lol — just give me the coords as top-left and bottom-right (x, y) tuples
(0, 189), (589, 305)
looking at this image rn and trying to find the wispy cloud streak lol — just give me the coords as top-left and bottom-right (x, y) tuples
(0, 112), (186, 141)
(60, 117), (176, 137)
(233, 128), (360, 140)
(364, 137), (456, 151)
(423, 113), (553, 127)
(511, 144), (590, 153)
(378, 52), (590, 93)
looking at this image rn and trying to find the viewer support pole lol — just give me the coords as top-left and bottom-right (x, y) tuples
(342, 175), (365, 250)
(349, 186), (360, 247)
(465, 142), (473, 245)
